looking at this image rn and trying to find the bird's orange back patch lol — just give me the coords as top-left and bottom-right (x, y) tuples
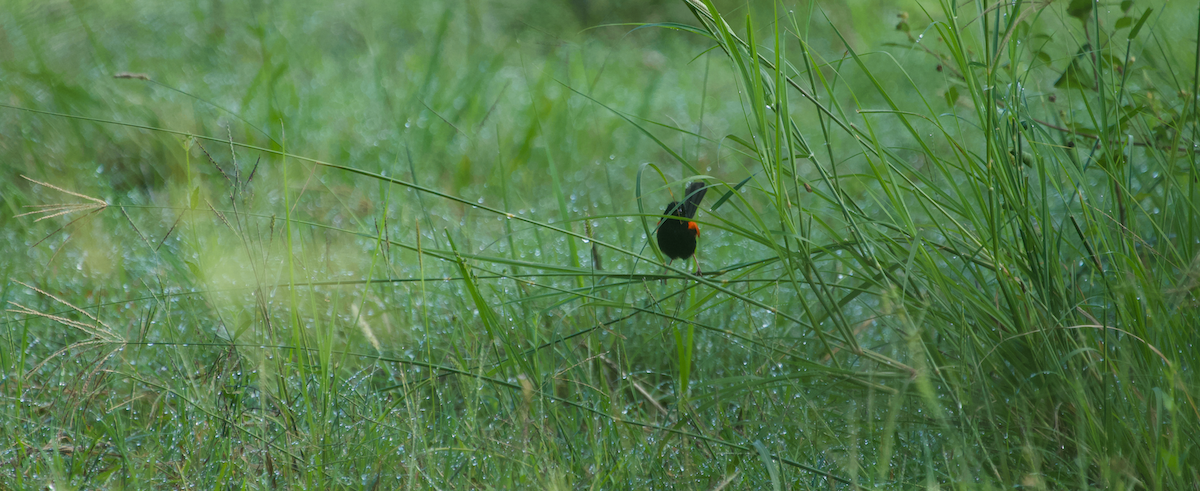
(688, 221), (699, 236)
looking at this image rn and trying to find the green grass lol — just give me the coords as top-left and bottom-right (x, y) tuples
(2, 0), (1198, 488)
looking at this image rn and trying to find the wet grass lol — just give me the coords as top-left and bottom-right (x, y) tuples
(2, 0), (1198, 488)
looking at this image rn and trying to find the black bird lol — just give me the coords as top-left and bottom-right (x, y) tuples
(656, 181), (708, 275)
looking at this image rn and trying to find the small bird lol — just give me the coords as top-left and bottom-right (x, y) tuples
(656, 181), (708, 275)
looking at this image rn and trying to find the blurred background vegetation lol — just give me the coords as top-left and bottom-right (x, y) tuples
(2, 0), (1198, 488)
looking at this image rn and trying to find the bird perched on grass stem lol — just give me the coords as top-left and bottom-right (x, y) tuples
(656, 181), (708, 276)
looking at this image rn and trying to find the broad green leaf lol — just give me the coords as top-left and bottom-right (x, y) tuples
(944, 86), (959, 109)
(1067, 0), (1093, 21)
(1129, 8), (1153, 38)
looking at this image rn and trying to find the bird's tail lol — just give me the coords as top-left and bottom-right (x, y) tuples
(680, 181), (707, 218)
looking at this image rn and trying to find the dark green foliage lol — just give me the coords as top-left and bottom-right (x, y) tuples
(1, 0), (1196, 488)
